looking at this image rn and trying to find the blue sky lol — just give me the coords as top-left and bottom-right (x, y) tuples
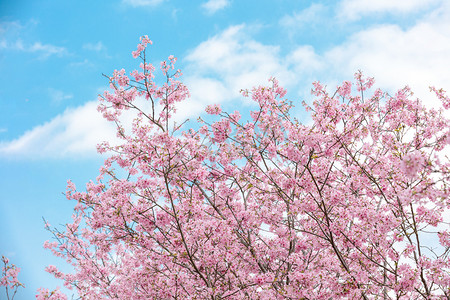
(1, 0), (450, 298)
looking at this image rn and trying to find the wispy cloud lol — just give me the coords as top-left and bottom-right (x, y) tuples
(0, 20), (22, 35)
(82, 41), (106, 52)
(28, 42), (67, 58)
(337, 0), (441, 21)
(0, 20), (67, 59)
(0, 39), (67, 59)
(279, 3), (326, 31)
(122, 0), (165, 7)
(201, 0), (230, 15)
(69, 59), (94, 68)
(48, 88), (73, 104)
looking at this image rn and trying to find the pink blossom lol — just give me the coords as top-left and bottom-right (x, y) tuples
(205, 104), (222, 115)
(338, 80), (352, 97)
(400, 151), (425, 178)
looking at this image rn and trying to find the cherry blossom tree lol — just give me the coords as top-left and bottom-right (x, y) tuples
(1, 256), (24, 300)
(42, 36), (450, 299)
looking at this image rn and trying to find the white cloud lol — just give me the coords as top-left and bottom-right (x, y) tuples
(185, 25), (293, 99)
(0, 101), (116, 159)
(337, 0), (441, 21)
(289, 45), (323, 73)
(0, 94), (213, 159)
(319, 18), (450, 108)
(177, 77), (229, 118)
(201, 0), (230, 15)
(122, 0), (165, 7)
(82, 41), (106, 52)
(286, 45), (325, 94)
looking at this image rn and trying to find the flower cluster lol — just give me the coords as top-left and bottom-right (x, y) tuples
(36, 287), (67, 300)
(430, 86), (450, 109)
(1, 256), (24, 300)
(205, 103), (222, 115)
(132, 35), (152, 58)
(400, 151), (425, 178)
